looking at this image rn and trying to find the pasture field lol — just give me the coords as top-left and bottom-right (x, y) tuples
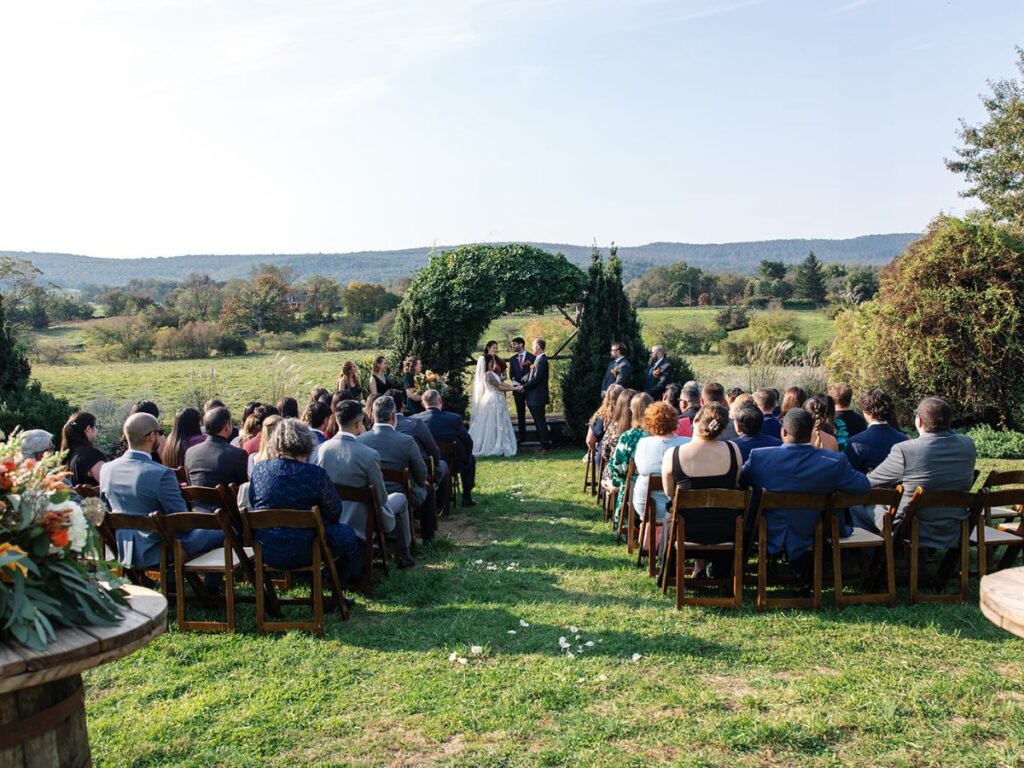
(84, 451), (1024, 767)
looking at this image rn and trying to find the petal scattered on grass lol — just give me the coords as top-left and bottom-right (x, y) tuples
(597, 674), (608, 682)
(458, 657), (468, 665)
(585, 641), (595, 647)
(570, 626), (579, 634)
(631, 653), (642, 662)
(448, 652), (458, 662)
(471, 645), (483, 655)
(519, 620), (529, 628)
(507, 630), (517, 635)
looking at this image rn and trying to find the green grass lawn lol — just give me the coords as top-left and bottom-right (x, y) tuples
(84, 452), (1024, 767)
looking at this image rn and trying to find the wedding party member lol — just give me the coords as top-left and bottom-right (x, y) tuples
(642, 345), (672, 400)
(731, 403), (782, 462)
(185, 406), (248, 494)
(856, 397), (976, 547)
(608, 393), (654, 528)
(675, 381), (701, 437)
(600, 388), (637, 484)
(402, 357), (425, 415)
(312, 399), (415, 569)
(242, 404), (280, 456)
(521, 338), (552, 454)
(804, 395), (839, 452)
(162, 408), (204, 469)
(277, 397), (299, 419)
(358, 396), (437, 542)
(507, 337), (535, 440)
(61, 411), (107, 486)
(660, 403), (741, 574)
(416, 389), (477, 507)
(102, 413), (223, 583)
(303, 399), (333, 444)
(470, 353), (520, 457)
(753, 388), (782, 439)
(367, 356), (392, 399)
(740, 408), (869, 571)
(780, 386), (806, 416)
(585, 384), (623, 459)
(829, 382), (868, 440)
(336, 361), (363, 401)
(247, 418), (363, 582)
(601, 341), (633, 395)
(844, 389), (908, 473)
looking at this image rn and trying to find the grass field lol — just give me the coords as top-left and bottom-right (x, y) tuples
(84, 451), (1024, 767)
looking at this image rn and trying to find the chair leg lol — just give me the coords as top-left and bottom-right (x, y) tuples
(662, 514), (676, 597)
(627, 503), (637, 555)
(733, 516), (744, 609)
(675, 535), (685, 610)
(960, 520), (969, 604)
(884, 516), (896, 608)
(757, 518), (767, 612)
(648, 519), (659, 578)
(254, 543), (266, 633)
(224, 544), (236, 633)
(813, 521), (823, 611)
(174, 542), (187, 628)
(312, 541), (324, 637)
(831, 517), (845, 609)
(978, 523), (988, 577)
(909, 522), (919, 604)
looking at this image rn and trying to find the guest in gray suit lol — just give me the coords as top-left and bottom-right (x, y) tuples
(389, 388), (451, 513)
(312, 400), (415, 568)
(100, 413), (224, 581)
(357, 396), (437, 542)
(185, 407), (249, 494)
(854, 397), (977, 549)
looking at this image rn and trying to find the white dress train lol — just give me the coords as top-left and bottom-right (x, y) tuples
(469, 367), (518, 457)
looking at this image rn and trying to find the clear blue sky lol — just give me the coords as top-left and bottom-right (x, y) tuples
(0, 0), (1021, 257)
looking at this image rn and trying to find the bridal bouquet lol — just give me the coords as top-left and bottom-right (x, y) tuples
(415, 370), (449, 397)
(0, 429), (125, 650)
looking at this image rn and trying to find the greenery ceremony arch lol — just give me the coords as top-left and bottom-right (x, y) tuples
(391, 243), (588, 411)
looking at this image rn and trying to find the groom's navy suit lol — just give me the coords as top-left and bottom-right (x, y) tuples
(507, 350), (536, 439)
(522, 353), (551, 450)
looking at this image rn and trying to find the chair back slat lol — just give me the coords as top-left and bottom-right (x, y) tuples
(905, 489), (979, 510)
(181, 485), (224, 509)
(160, 508), (231, 535)
(437, 441), (458, 461)
(982, 470), (1024, 490)
(980, 488), (1024, 510)
(756, 491), (832, 512)
(106, 510), (164, 533)
(244, 507), (321, 530)
(336, 484), (375, 505)
(830, 487), (902, 513)
(673, 488), (750, 511)
(74, 484), (100, 499)
(173, 466), (189, 485)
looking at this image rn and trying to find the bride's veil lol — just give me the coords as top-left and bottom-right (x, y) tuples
(470, 354), (487, 414)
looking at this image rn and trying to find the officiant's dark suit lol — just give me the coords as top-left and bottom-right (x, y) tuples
(522, 350), (551, 451)
(508, 349), (536, 439)
(601, 356), (632, 395)
(642, 357), (672, 400)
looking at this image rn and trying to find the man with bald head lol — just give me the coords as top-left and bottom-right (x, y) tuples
(101, 413), (224, 578)
(642, 345), (672, 400)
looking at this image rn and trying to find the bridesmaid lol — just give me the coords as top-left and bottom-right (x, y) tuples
(367, 356), (391, 399)
(403, 356), (424, 414)
(336, 361), (363, 400)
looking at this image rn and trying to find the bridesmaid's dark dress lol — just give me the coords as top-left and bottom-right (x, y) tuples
(403, 372), (423, 415)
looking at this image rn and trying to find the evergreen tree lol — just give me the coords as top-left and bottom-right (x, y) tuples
(795, 251), (827, 304)
(0, 295), (30, 393)
(561, 244), (646, 439)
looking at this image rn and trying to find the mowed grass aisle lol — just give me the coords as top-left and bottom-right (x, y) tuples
(86, 452), (1024, 767)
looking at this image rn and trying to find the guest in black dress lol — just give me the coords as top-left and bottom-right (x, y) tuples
(61, 411), (107, 486)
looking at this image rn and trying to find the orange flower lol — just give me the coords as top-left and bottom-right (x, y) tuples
(50, 528), (69, 548)
(0, 542), (30, 582)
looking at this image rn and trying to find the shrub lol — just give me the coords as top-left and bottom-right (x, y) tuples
(374, 310), (396, 347)
(745, 309), (807, 350)
(213, 333), (247, 357)
(715, 305), (749, 331)
(0, 382), (75, 439)
(658, 322), (727, 356)
(964, 425), (1024, 459)
(718, 339), (752, 366)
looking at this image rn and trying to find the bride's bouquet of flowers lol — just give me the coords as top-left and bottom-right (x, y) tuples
(415, 370), (449, 397)
(0, 429), (125, 650)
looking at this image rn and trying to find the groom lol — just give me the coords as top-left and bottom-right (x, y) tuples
(507, 336), (535, 441)
(519, 338), (551, 455)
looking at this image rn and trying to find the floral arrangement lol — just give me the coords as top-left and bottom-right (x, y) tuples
(415, 370), (449, 397)
(0, 429), (125, 650)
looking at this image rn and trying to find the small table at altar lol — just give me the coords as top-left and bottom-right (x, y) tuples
(980, 567), (1024, 639)
(0, 585), (167, 768)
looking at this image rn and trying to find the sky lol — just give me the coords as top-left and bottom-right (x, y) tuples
(0, 0), (1022, 258)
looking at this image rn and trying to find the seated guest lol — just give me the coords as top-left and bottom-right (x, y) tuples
(303, 399), (333, 444)
(276, 397), (300, 419)
(389, 388), (448, 511)
(313, 399), (415, 568)
(633, 402), (688, 525)
(162, 408), (204, 469)
(242, 404), (280, 456)
(414, 389), (477, 507)
(586, 384), (622, 458)
(61, 412), (107, 486)
(185, 407), (249, 493)
(780, 386), (806, 416)
(740, 408), (869, 570)
(753, 388), (782, 439)
(101, 413), (224, 581)
(855, 397), (976, 548)
(248, 415), (283, 477)
(357, 396), (436, 543)
(20, 429), (55, 461)
(608, 392), (653, 529)
(600, 388), (637, 486)
(726, 387), (744, 406)
(231, 401), (262, 447)
(829, 381), (867, 443)
(642, 345), (672, 400)
(309, 387), (332, 406)
(844, 389), (908, 473)
(804, 395), (839, 452)
(113, 400), (163, 461)
(204, 398), (238, 442)
(247, 418), (363, 582)
(702, 382), (727, 405)
(731, 403), (782, 462)
(675, 381), (701, 437)
(662, 383), (681, 411)
(336, 361), (363, 401)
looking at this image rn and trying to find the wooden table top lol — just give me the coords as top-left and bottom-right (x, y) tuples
(980, 567), (1024, 639)
(0, 585), (167, 693)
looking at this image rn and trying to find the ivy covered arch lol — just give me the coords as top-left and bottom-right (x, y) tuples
(392, 243), (587, 409)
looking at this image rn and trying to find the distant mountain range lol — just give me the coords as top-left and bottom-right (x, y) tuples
(4, 233), (920, 288)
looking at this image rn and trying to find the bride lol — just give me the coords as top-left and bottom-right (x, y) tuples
(469, 352), (519, 457)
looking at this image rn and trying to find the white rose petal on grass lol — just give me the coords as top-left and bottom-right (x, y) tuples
(519, 620), (530, 628)
(585, 641), (595, 647)
(471, 645), (483, 656)
(507, 630), (517, 635)
(448, 652), (458, 662)
(597, 674), (608, 682)
(569, 626), (579, 634)
(558, 637), (571, 650)
(458, 657), (468, 665)
(474, 559), (483, 565)
(565, 652), (575, 659)
(631, 653), (643, 662)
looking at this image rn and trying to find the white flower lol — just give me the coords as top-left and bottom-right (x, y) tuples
(597, 674), (608, 682)
(631, 653), (642, 662)
(47, 500), (88, 552)
(471, 645), (483, 655)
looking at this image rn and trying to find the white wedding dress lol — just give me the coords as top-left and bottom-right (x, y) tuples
(469, 358), (518, 457)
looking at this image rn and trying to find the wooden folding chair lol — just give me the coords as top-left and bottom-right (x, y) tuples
(242, 507), (350, 636)
(583, 445), (597, 495)
(972, 488), (1024, 576)
(596, 450), (607, 506)
(665, 488), (752, 609)
(750, 491), (831, 611)
(828, 488), (901, 608)
(437, 441), (461, 509)
(103, 511), (174, 598)
(638, 475), (666, 577)
(980, 470), (1024, 527)
(898, 488), (981, 604)
(159, 508), (244, 632)
(76, 484), (117, 560)
(173, 465), (189, 486)
(615, 461), (637, 546)
(336, 483), (390, 593)
(382, 467), (420, 539)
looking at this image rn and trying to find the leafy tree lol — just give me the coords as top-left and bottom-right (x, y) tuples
(746, 308), (807, 349)
(301, 275), (341, 326)
(844, 266), (878, 302)
(946, 48), (1024, 227)
(759, 260), (787, 281)
(175, 272), (222, 322)
(46, 290), (94, 322)
(561, 245), (647, 439)
(221, 273), (292, 334)
(828, 215), (1024, 428)
(0, 295), (30, 392)
(795, 251), (827, 304)
(393, 244), (586, 413)
(342, 281), (400, 322)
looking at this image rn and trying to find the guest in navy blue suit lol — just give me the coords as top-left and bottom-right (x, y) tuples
(731, 403), (782, 462)
(740, 408), (870, 568)
(753, 388), (782, 440)
(414, 389), (476, 506)
(844, 389), (909, 473)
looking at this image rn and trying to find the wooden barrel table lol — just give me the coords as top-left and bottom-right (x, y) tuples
(980, 567), (1024, 639)
(0, 585), (166, 768)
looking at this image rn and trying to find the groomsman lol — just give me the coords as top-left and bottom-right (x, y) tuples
(507, 336), (535, 440)
(642, 345), (672, 400)
(520, 338), (551, 454)
(600, 341), (632, 395)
